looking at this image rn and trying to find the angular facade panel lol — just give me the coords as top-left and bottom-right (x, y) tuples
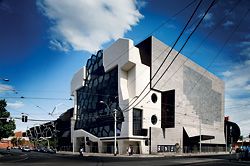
(75, 50), (123, 137)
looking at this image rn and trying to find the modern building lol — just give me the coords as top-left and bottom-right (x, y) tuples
(70, 36), (225, 154)
(224, 116), (241, 150)
(24, 108), (73, 151)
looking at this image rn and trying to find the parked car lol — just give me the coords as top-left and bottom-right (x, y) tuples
(22, 146), (31, 152)
(40, 147), (48, 153)
(34, 147), (42, 152)
(40, 147), (56, 153)
(47, 148), (56, 154)
(6, 146), (11, 152)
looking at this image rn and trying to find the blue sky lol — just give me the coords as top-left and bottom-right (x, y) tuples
(0, 0), (250, 137)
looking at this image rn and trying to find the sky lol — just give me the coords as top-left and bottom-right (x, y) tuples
(0, 0), (250, 137)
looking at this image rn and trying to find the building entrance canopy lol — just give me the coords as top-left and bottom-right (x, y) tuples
(184, 127), (215, 142)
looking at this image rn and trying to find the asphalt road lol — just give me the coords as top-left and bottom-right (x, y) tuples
(1, 149), (250, 166)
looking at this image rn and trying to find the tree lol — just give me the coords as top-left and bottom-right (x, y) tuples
(0, 99), (16, 140)
(49, 138), (58, 149)
(11, 137), (17, 146)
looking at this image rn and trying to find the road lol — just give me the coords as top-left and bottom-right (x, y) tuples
(1, 149), (250, 166)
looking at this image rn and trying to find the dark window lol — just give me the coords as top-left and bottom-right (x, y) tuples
(145, 139), (149, 146)
(135, 36), (152, 67)
(151, 93), (158, 103)
(133, 108), (142, 136)
(161, 90), (175, 128)
(151, 115), (157, 125)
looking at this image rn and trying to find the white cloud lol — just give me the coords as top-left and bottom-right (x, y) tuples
(238, 41), (250, 58)
(240, 47), (250, 58)
(239, 41), (250, 47)
(0, 83), (14, 93)
(199, 12), (213, 21)
(49, 40), (71, 52)
(222, 71), (232, 77)
(135, 0), (146, 9)
(222, 60), (250, 136)
(199, 12), (214, 28)
(37, 0), (143, 53)
(245, 60), (250, 65)
(165, 24), (176, 29)
(7, 101), (25, 110)
(224, 64), (250, 93)
(0, 1), (12, 13)
(223, 20), (234, 27)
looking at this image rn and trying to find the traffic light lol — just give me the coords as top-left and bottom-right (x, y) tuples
(22, 115), (28, 122)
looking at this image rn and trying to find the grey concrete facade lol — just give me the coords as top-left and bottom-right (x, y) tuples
(146, 37), (225, 153)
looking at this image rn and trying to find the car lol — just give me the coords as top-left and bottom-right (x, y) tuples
(22, 146), (31, 152)
(46, 148), (56, 154)
(40, 147), (48, 153)
(12, 146), (19, 149)
(34, 147), (42, 152)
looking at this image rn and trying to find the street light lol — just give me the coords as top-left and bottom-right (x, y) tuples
(99, 100), (117, 156)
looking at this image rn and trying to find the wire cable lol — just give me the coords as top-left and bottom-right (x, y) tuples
(123, 0), (217, 113)
(104, 0), (197, 70)
(183, 7), (250, 101)
(122, 0), (204, 112)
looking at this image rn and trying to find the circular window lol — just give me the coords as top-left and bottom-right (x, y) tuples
(151, 115), (157, 125)
(151, 93), (157, 103)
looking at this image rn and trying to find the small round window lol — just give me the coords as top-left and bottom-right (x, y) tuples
(151, 115), (157, 125)
(151, 93), (157, 103)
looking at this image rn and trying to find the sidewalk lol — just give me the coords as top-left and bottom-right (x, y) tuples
(56, 151), (250, 164)
(57, 151), (229, 158)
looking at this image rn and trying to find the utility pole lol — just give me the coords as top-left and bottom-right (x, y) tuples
(225, 124), (227, 153)
(149, 127), (151, 154)
(100, 100), (118, 156)
(199, 120), (201, 153)
(114, 109), (117, 156)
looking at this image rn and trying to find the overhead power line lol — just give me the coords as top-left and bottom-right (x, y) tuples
(156, 0), (242, 88)
(129, 0), (249, 116)
(104, 0), (197, 70)
(152, 1), (217, 88)
(182, 6), (250, 102)
(128, 0), (248, 119)
(122, 0), (214, 112)
(125, 0), (241, 98)
(13, 117), (53, 122)
(1, 96), (73, 101)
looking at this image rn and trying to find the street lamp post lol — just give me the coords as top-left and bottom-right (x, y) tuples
(114, 108), (117, 156)
(100, 101), (117, 156)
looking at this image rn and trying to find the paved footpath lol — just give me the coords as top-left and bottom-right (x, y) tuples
(57, 151), (229, 158)
(56, 151), (250, 165)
